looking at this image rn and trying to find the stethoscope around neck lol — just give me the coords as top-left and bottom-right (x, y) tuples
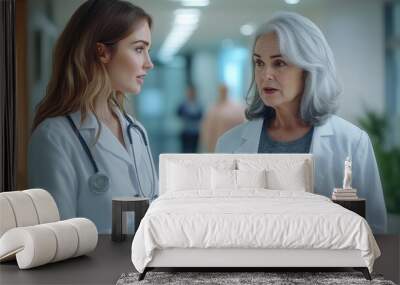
(66, 113), (156, 198)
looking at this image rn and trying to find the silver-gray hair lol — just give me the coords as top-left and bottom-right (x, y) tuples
(245, 11), (341, 125)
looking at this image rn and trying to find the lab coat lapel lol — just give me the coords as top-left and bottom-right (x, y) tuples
(69, 110), (98, 130)
(96, 126), (132, 165)
(234, 118), (263, 153)
(309, 116), (334, 154)
(71, 111), (132, 165)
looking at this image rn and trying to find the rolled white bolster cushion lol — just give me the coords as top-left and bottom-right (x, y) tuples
(24, 189), (60, 224)
(0, 189), (59, 238)
(0, 191), (39, 228)
(42, 220), (79, 263)
(0, 218), (98, 269)
(64, 218), (98, 257)
(0, 226), (57, 269)
(0, 196), (17, 237)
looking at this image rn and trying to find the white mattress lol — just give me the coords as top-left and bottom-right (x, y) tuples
(131, 190), (380, 273)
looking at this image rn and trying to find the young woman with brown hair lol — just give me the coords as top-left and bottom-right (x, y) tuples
(28, 0), (157, 233)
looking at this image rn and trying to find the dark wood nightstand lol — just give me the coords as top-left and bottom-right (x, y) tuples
(112, 197), (149, 242)
(332, 198), (366, 218)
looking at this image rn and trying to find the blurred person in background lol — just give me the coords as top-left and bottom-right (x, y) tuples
(176, 86), (203, 153)
(200, 84), (245, 152)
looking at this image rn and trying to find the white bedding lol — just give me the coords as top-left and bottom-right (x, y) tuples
(131, 190), (380, 273)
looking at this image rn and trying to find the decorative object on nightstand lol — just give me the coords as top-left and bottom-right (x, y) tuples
(332, 156), (359, 200)
(332, 188), (358, 200)
(112, 197), (149, 242)
(331, 157), (365, 217)
(332, 198), (366, 218)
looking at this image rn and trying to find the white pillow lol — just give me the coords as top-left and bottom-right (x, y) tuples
(237, 158), (311, 192)
(211, 169), (268, 190)
(236, 169), (267, 189)
(266, 163), (307, 191)
(211, 168), (236, 190)
(167, 162), (211, 191)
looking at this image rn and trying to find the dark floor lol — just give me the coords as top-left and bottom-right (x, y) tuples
(0, 234), (399, 285)
(373, 234), (400, 284)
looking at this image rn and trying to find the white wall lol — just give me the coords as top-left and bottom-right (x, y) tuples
(314, 0), (385, 125)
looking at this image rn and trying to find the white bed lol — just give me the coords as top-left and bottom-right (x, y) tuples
(131, 154), (380, 280)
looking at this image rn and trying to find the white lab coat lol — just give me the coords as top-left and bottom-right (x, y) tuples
(28, 109), (158, 234)
(215, 115), (387, 233)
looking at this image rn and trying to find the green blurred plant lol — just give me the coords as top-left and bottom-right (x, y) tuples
(359, 111), (400, 213)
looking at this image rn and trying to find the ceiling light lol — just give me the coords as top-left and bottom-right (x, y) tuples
(181, 0), (209, 7)
(284, 0), (300, 4)
(174, 9), (201, 25)
(240, 23), (255, 36)
(169, 0), (210, 7)
(158, 9), (201, 63)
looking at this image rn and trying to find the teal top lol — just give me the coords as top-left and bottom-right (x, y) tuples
(258, 119), (314, 153)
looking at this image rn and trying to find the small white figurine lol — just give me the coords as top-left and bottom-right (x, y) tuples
(342, 156), (352, 190)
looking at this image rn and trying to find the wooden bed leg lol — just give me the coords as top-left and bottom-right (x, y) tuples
(138, 268), (148, 281)
(354, 267), (371, 280)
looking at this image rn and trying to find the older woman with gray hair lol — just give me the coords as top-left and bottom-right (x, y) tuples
(215, 11), (387, 233)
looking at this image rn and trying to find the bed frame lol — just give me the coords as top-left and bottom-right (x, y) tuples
(139, 248), (371, 280)
(138, 154), (372, 281)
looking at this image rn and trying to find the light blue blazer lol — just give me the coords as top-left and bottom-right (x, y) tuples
(28, 110), (158, 234)
(215, 115), (387, 233)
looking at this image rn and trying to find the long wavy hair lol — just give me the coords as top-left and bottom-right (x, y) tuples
(32, 0), (152, 135)
(245, 12), (341, 126)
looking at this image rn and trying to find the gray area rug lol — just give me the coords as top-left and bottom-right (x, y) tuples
(116, 271), (396, 285)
